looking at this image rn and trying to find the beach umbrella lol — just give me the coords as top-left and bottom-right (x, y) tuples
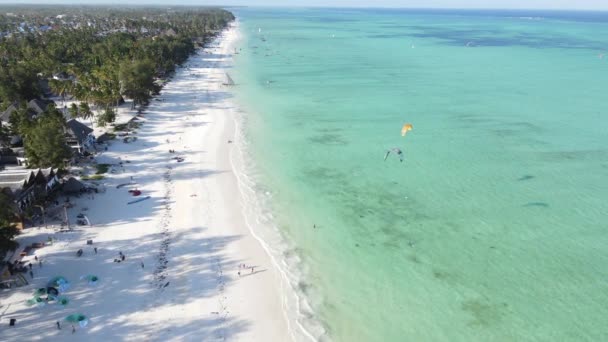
(65, 314), (88, 328)
(26, 296), (46, 308)
(57, 296), (70, 306)
(48, 276), (70, 293)
(47, 287), (59, 298)
(26, 298), (38, 306)
(34, 288), (47, 296)
(80, 274), (99, 285)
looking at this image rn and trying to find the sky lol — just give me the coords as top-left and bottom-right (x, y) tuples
(0, 0), (607, 11)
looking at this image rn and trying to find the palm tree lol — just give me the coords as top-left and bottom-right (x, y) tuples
(68, 103), (79, 119)
(79, 102), (94, 126)
(48, 79), (71, 106)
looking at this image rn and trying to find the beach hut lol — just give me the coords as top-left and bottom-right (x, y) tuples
(27, 99), (53, 117)
(62, 177), (85, 194)
(65, 119), (94, 153)
(95, 132), (114, 144)
(0, 103), (17, 126)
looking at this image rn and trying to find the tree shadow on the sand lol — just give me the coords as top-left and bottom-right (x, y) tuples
(1, 231), (253, 341)
(71, 85), (234, 227)
(70, 135), (229, 224)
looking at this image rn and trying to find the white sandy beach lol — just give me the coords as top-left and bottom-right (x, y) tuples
(1, 23), (297, 341)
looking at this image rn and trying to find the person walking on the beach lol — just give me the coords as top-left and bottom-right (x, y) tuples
(72, 325), (76, 334)
(56, 321), (61, 330)
(121, 254), (126, 261)
(28, 263), (32, 270)
(29, 270), (33, 278)
(141, 261), (144, 269)
(94, 247), (98, 254)
(237, 271), (241, 277)
(251, 266), (254, 274)
(35, 256), (38, 261)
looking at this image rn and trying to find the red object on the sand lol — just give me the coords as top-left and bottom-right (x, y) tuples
(130, 190), (142, 196)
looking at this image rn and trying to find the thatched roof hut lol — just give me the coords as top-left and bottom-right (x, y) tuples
(62, 177), (85, 194)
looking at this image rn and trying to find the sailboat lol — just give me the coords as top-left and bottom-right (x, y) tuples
(222, 73), (235, 86)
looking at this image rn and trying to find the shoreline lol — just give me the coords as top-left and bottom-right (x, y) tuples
(226, 20), (328, 342)
(0, 22), (303, 341)
(213, 22), (324, 342)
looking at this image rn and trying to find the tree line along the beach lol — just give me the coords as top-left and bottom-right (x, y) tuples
(0, 6), (234, 256)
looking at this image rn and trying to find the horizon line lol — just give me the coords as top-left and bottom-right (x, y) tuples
(0, 3), (607, 12)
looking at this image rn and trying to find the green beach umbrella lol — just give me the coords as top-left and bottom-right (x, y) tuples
(34, 288), (47, 296)
(57, 296), (70, 306)
(48, 276), (70, 292)
(26, 296), (45, 307)
(81, 274), (99, 285)
(65, 314), (88, 328)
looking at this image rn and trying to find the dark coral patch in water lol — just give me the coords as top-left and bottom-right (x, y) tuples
(308, 133), (348, 146)
(462, 298), (506, 327)
(523, 202), (549, 208)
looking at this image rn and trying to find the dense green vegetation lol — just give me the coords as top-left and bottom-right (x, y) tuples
(0, 192), (19, 254)
(0, 6), (234, 167)
(23, 107), (72, 168)
(95, 163), (110, 174)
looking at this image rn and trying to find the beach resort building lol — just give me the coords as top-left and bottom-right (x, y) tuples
(64, 119), (95, 154)
(0, 167), (61, 215)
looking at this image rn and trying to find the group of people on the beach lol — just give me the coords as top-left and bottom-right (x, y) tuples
(55, 320), (76, 334)
(113, 251), (126, 263)
(236, 264), (255, 277)
(31, 262), (41, 279)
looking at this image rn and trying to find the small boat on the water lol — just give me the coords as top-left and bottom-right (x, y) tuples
(222, 73), (235, 86)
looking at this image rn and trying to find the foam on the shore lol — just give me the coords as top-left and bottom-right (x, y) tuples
(229, 105), (324, 342)
(225, 22), (326, 342)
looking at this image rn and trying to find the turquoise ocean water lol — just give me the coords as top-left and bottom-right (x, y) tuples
(230, 8), (608, 341)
